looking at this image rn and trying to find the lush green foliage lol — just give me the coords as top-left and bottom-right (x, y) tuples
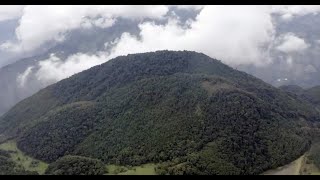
(0, 51), (319, 175)
(18, 102), (100, 162)
(0, 149), (38, 175)
(45, 155), (106, 175)
(0, 141), (48, 174)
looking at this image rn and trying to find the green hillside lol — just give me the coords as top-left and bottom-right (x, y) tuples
(45, 155), (106, 175)
(305, 86), (320, 106)
(0, 51), (319, 175)
(280, 85), (320, 110)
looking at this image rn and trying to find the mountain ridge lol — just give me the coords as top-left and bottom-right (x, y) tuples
(0, 50), (318, 175)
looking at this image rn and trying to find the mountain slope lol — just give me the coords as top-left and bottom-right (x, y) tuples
(278, 85), (305, 96)
(0, 50), (318, 175)
(304, 86), (320, 107)
(280, 85), (320, 110)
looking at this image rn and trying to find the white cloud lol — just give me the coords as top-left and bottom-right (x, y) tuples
(92, 17), (116, 28)
(276, 33), (309, 53)
(35, 52), (108, 83)
(286, 56), (293, 66)
(19, 5), (320, 86)
(0, 41), (18, 51)
(272, 5), (320, 20)
(25, 5), (320, 88)
(28, 5), (277, 84)
(1, 5), (169, 53)
(0, 5), (24, 22)
(277, 78), (289, 82)
(17, 66), (34, 87)
(305, 64), (317, 73)
(107, 5), (275, 66)
(172, 5), (205, 11)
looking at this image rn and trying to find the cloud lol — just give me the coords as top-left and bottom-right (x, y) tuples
(17, 5), (320, 88)
(22, 5), (278, 85)
(272, 5), (320, 20)
(171, 5), (205, 11)
(35, 52), (108, 83)
(4, 5), (319, 63)
(0, 5), (24, 22)
(107, 5), (275, 66)
(1, 5), (169, 53)
(17, 66), (34, 87)
(304, 64), (317, 73)
(286, 56), (293, 66)
(276, 33), (309, 53)
(21, 5), (276, 84)
(4, 5), (320, 93)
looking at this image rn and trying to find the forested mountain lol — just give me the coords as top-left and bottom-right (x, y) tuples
(280, 85), (320, 109)
(0, 51), (319, 175)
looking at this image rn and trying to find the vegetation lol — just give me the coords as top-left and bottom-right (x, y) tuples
(279, 85), (305, 96)
(0, 148), (38, 175)
(0, 141), (48, 174)
(280, 85), (320, 109)
(301, 143), (320, 175)
(304, 86), (320, 107)
(45, 155), (106, 175)
(0, 51), (319, 175)
(308, 143), (320, 169)
(0, 156), (39, 175)
(0, 149), (10, 158)
(106, 164), (157, 175)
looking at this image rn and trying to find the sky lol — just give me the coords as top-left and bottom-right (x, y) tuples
(0, 5), (320, 86)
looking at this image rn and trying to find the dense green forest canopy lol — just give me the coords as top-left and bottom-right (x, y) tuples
(0, 50), (319, 175)
(45, 155), (106, 175)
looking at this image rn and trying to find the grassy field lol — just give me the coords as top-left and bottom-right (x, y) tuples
(2, 140), (319, 176)
(106, 163), (157, 175)
(0, 140), (48, 174)
(0, 140), (157, 175)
